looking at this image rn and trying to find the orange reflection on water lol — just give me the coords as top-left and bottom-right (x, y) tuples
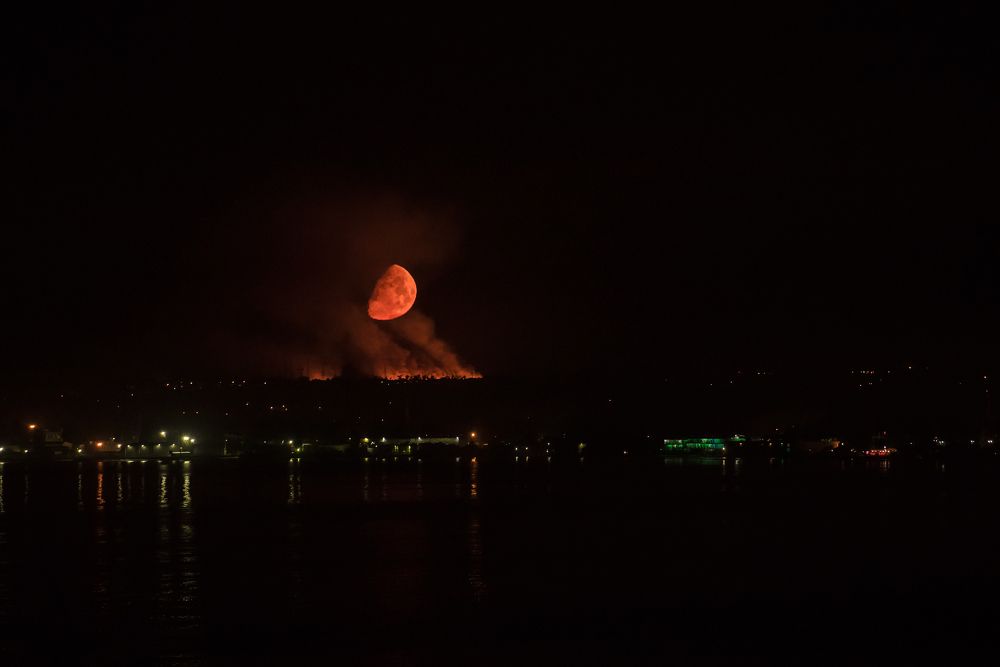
(470, 457), (479, 500)
(96, 462), (105, 509)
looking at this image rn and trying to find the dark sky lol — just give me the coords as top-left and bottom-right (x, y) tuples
(3, 5), (999, 381)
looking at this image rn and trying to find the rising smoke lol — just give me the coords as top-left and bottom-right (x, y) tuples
(204, 193), (479, 379)
(347, 307), (480, 379)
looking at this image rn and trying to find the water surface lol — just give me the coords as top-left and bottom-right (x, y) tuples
(2, 457), (999, 665)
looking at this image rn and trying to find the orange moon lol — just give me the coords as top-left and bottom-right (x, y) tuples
(368, 264), (417, 320)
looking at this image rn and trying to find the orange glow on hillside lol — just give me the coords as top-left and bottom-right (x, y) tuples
(380, 367), (482, 380)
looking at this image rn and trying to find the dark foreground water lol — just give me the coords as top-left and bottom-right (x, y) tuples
(2, 456), (1000, 665)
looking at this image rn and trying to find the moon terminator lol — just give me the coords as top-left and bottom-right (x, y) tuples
(368, 264), (418, 320)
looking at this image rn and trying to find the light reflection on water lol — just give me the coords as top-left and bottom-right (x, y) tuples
(288, 458), (302, 505)
(470, 457), (479, 499)
(0, 456), (987, 664)
(0, 456), (921, 513)
(41, 461), (203, 510)
(96, 461), (105, 509)
(182, 461), (191, 508)
(663, 455), (728, 468)
(159, 464), (168, 507)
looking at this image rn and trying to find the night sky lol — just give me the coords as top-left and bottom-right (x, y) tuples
(4, 5), (999, 382)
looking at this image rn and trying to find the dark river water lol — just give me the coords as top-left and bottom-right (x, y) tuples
(2, 456), (1000, 665)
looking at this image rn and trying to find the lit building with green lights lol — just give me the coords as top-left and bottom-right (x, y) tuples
(661, 435), (746, 455)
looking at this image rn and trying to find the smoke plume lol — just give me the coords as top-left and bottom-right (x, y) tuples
(200, 192), (479, 379)
(347, 307), (480, 379)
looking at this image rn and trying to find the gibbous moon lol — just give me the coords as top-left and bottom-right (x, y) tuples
(368, 264), (418, 320)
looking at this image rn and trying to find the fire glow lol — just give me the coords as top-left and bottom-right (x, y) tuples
(363, 264), (480, 380)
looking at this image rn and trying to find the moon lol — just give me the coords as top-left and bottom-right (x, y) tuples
(368, 264), (418, 320)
